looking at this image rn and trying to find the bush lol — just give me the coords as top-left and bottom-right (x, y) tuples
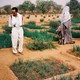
(72, 45), (80, 56)
(72, 26), (80, 30)
(49, 21), (60, 28)
(72, 31), (80, 38)
(24, 29), (58, 42)
(60, 76), (66, 80)
(2, 25), (12, 34)
(26, 15), (30, 19)
(71, 18), (80, 23)
(0, 34), (12, 48)
(40, 18), (44, 22)
(26, 41), (56, 51)
(24, 24), (43, 29)
(27, 21), (36, 26)
(48, 28), (57, 34)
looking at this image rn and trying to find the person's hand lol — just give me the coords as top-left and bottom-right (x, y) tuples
(14, 24), (16, 27)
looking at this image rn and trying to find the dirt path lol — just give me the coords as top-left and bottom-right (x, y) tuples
(0, 38), (80, 80)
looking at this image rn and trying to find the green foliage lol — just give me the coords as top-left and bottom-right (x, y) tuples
(71, 18), (80, 23)
(77, 73), (80, 80)
(67, 0), (80, 17)
(24, 29), (58, 42)
(39, 70), (46, 78)
(24, 22), (43, 29)
(49, 21), (60, 28)
(3, 5), (11, 14)
(60, 76), (66, 80)
(72, 26), (80, 30)
(27, 21), (36, 26)
(18, 1), (35, 13)
(11, 59), (72, 80)
(71, 31), (80, 38)
(24, 67), (28, 74)
(0, 34), (12, 48)
(48, 28), (57, 34)
(26, 41), (56, 51)
(18, 59), (23, 65)
(72, 45), (80, 56)
(2, 25), (12, 34)
(61, 64), (68, 72)
(68, 76), (73, 80)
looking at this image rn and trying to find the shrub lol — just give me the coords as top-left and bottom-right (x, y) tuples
(61, 64), (68, 72)
(27, 21), (36, 26)
(24, 29), (58, 42)
(71, 18), (80, 23)
(26, 41), (56, 51)
(49, 21), (60, 28)
(26, 15), (30, 19)
(40, 18), (44, 22)
(48, 28), (57, 34)
(2, 25), (12, 34)
(72, 45), (80, 56)
(72, 26), (80, 30)
(68, 76), (73, 80)
(72, 31), (80, 38)
(24, 24), (42, 29)
(0, 34), (12, 48)
(60, 76), (66, 80)
(39, 70), (46, 78)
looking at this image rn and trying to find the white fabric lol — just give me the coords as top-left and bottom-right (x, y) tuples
(9, 13), (22, 28)
(60, 6), (71, 23)
(9, 13), (23, 53)
(12, 27), (23, 53)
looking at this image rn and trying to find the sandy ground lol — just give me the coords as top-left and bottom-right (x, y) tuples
(0, 14), (59, 33)
(0, 38), (80, 80)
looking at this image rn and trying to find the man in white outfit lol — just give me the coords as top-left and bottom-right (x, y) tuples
(9, 7), (23, 55)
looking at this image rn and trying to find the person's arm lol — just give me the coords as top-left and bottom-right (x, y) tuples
(19, 15), (23, 27)
(9, 16), (12, 27)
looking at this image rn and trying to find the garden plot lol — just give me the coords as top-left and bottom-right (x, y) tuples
(10, 58), (75, 80)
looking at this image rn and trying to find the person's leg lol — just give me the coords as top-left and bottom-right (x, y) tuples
(18, 27), (23, 53)
(12, 28), (18, 53)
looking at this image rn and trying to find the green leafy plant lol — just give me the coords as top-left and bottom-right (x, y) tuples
(68, 76), (73, 80)
(71, 18), (80, 23)
(26, 41), (56, 51)
(61, 64), (68, 72)
(39, 70), (46, 78)
(49, 21), (60, 28)
(0, 33), (12, 48)
(2, 25), (12, 34)
(60, 76), (66, 80)
(72, 45), (80, 56)
(72, 31), (80, 38)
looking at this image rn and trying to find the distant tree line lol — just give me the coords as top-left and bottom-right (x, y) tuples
(0, 0), (80, 18)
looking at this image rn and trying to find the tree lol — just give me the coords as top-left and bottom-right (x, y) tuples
(36, 0), (52, 14)
(36, 0), (61, 14)
(67, 0), (80, 17)
(3, 5), (11, 14)
(18, 0), (35, 14)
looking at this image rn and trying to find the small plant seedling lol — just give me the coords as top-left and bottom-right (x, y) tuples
(68, 76), (73, 80)
(39, 70), (46, 78)
(60, 76), (66, 80)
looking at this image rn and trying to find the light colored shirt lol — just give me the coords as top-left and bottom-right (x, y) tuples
(9, 13), (23, 28)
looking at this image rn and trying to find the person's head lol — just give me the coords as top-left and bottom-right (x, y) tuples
(62, 6), (70, 13)
(12, 7), (18, 16)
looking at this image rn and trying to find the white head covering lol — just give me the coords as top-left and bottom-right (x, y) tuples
(60, 6), (71, 23)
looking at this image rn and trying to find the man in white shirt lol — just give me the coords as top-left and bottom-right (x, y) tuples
(9, 7), (23, 55)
